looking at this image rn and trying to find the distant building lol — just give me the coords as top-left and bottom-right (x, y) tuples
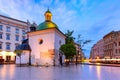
(0, 15), (28, 63)
(90, 39), (104, 59)
(74, 43), (84, 61)
(103, 31), (120, 59)
(90, 31), (120, 59)
(16, 9), (66, 66)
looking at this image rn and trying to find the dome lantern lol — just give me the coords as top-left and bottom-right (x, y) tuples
(44, 8), (52, 21)
(37, 8), (58, 30)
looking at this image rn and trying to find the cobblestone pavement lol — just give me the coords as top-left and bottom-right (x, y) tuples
(0, 64), (120, 80)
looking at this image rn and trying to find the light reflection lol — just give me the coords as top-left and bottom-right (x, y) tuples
(0, 65), (15, 79)
(96, 66), (101, 80)
(89, 65), (93, 72)
(9, 65), (15, 79)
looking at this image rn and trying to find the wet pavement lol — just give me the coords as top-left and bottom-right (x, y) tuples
(0, 64), (120, 80)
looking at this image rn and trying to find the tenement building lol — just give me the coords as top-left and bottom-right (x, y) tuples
(0, 15), (28, 63)
(90, 31), (120, 59)
(74, 43), (84, 61)
(90, 39), (104, 59)
(104, 31), (120, 59)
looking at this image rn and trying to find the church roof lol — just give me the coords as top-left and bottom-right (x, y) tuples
(15, 39), (31, 51)
(37, 9), (58, 30)
(45, 9), (51, 14)
(37, 21), (58, 30)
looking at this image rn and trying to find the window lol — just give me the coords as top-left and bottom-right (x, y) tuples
(114, 42), (117, 47)
(0, 25), (3, 31)
(22, 30), (26, 35)
(0, 33), (2, 39)
(16, 29), (19, 34)
(39, 39), (43, 44)
(59, 40), (61, 45)
(0, 43), (2, 49)
(6, 27), (10, 32)
(6, 34), (10, 40)
(116, 49), (117, 53)
(6, 43), (10, 50)
(15, 35), (19, 41)
(15, 43), (19, 49)
(22, 36), (26, 40)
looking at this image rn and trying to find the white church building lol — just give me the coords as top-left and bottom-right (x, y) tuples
(16, 9), (66, 66)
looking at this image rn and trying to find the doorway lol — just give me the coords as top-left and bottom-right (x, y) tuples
(6, 56), (11, 62)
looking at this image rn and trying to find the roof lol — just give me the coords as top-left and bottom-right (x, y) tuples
(45, 9), (52, 14)
(27, 27), (66, 39)
(0, 15), (27, 24)
(15, 39), (31, 51)
(37, 21), (58, 30)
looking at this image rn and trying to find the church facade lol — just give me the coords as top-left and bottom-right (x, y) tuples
(16, 9), (66, 66)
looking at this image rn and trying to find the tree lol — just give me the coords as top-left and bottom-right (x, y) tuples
(65, 30), (75, 44)
(77, 34), (92, 51)
(61, 30), (76, 64)
(60, 44), (76, 63)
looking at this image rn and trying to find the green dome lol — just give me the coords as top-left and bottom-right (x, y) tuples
(37, 21), (58, 30)
(45, 10), (51, 14)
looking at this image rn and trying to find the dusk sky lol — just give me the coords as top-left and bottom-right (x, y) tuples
(0, 0), (120, 58)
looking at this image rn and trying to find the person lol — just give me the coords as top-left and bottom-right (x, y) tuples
(59, 54), (63, 66)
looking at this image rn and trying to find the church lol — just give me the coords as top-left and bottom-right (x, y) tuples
(16, 9), (66, 66)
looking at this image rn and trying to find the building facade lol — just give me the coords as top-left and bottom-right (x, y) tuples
(113, 31), (120, 58)
(90, 39), (104, 59)
(0, 15), (28, 63)
(90, 31), (120, 59)
(74, 43), (84, 61)
(104, 31), (120, 59)
(103, 31), (114, 59)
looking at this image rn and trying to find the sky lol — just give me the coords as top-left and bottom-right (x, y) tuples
(0, 0), (120, 58)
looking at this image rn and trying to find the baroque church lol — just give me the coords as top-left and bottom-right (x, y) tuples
(16, 9), (66, 66)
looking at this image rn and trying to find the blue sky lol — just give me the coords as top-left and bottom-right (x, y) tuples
(0, 0), (120, 58)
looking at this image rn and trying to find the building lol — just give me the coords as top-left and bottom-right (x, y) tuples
(90, 31), (120, 59)
(0, 15), (28, 63)
(74, 43), (84, 61)
(90, 39), (104, 59)
(16, 9), (66, 66)
(103, 31), (120, 59)
(113, 31), (120, 58)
